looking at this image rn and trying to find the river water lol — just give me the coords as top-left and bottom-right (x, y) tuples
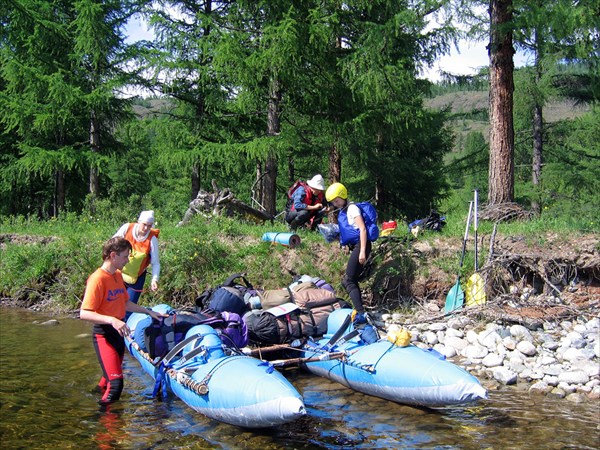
(0, 307), (598, 449)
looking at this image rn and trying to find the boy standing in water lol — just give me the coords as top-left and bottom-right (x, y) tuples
(80, 237), (166, 405)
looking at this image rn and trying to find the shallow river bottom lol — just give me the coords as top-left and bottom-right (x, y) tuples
(1, 307), (598, 449)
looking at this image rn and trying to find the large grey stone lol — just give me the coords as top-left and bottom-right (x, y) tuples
(446, 327), (464, 338)
(423, 331), (438, 345)
(510, 324), (534, 342)
(516, 341), (537, 357)
(492, 367), (518, 385)
(562, 347), (592, 362)
(463, 344), (489, 360)
(541, 364), (563, 376)
(481, 353), (504, 368)
(529, 381), (552, 395)
(445, 336), (468, 351)
(502, 336), (517, 351)
(479, 330), (502, 349)
(428, 322), (446, 331)
(557, 370), (590, 385)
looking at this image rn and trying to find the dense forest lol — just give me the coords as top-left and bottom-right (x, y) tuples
(1, 0), (598, 225)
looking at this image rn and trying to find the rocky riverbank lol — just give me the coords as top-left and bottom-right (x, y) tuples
(378, 305), (600, 403)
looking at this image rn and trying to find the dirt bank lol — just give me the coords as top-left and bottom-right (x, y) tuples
(2, 232), (599, 326)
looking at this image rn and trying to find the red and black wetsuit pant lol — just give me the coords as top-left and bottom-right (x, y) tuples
(92, 324), (125, 404)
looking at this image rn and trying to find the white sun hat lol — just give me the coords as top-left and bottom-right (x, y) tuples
(138, 210), (155, 225)
(306, 174), (325, 191)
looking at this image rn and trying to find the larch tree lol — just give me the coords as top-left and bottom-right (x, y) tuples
(487, 0), (515, 205)
(513, 0), (600, 213)
(71, 0), (135, 199)
(137, 0), (239, 201)
(0, 0), (88, 216)
(330, 0), (455, 218)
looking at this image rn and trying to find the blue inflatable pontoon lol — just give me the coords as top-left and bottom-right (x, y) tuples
(126, 306), (306, 428)
(301, 309), (488, 407)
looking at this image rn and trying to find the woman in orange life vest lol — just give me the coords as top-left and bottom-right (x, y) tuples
(113, 210), (160, 306)
(325, 182), (378, 345)
(80, 237), (167, 405)
(285, 174), (327, 231)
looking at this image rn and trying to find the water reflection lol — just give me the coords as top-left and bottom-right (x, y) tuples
(1, 307), (598, 449)
(96, 405), (127, 450)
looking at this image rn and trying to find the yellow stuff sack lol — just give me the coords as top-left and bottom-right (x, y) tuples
(121, 249), (146, 285)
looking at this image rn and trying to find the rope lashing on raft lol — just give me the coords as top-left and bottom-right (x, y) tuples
(154, 347), (243, 399)
(125, 335), (217, 398)
(342, 341), (397, 374)
(171, 368), (211, 395)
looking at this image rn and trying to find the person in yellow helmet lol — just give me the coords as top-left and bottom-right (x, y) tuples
(325, 182), (379, 344)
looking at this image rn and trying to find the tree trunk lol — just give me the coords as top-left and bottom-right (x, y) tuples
(488, 0), (515, 205)
(89, 109), (100, 197)
(55, 169), (65, 216)
(328, 128), (341, 183)
(254, 161), (264, 208)
(262, 158), (277, 216)
(531, 30), (544, 215)
(262, 76), (281, 216)
(191, 163), (200, 200)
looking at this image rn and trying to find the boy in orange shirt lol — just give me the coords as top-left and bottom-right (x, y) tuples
(81, 237), (166, 405)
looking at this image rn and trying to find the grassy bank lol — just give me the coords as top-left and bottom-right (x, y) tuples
(0, 213), (349, 311)
(0, 209), (596, 313)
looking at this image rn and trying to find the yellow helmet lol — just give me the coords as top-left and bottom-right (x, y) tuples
(325, 182), (348, 202)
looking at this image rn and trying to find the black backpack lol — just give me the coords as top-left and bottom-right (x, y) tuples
(144, 310), (207, 359)
(195, 273), (258, 315)
(408, 210), (446, 233)
(244, 311), (281, 345)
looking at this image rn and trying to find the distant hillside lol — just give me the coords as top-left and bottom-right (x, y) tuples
(425, 90), (591, 151)
(131, 98), (175, 119)
(426, 91), (589, 122)
(131, 94), (590, 143)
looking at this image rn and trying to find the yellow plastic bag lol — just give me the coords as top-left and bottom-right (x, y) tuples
(387, 328), (412, 347)
(121, 250), (146, 285)
(465, 273), (486, 306)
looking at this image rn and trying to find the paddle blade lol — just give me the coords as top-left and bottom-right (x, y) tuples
(465, 273), (486, 307)
(444, 282), (465, 314)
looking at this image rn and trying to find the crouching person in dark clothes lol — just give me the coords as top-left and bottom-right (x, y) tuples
(285, 174), (327, 231)
(80, 237), (167, 405)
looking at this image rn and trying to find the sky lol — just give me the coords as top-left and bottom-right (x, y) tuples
(124, 17), (531, 84)
(422, 40), (530, 82)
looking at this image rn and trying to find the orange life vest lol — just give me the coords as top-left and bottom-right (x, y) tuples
(121, 223), (160, 284)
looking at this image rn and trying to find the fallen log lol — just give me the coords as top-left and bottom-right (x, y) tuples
(178, 180), (273, 226)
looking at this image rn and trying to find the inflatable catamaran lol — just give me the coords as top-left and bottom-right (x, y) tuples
(125, 305), (306, 428)
(298, 308), (488, 407)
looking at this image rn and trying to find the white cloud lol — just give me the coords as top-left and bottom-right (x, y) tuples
(124, 16), (154, 44)
(422, 39), (531, 82)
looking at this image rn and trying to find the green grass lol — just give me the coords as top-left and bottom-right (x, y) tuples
(0, 213), (351, 311)
(1, 199), (596, 312)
